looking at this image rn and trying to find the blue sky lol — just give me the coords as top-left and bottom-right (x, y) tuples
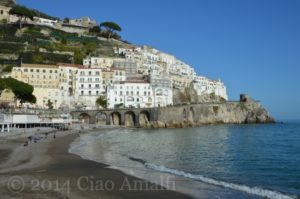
(17, 0), (300, 119)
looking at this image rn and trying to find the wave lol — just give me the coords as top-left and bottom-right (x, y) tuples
(129, 157), (296, 199)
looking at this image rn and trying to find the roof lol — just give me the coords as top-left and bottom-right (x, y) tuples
(57, 63), (85, 68)
(21, 63), (58, 69)
(120, 80), (150, 84)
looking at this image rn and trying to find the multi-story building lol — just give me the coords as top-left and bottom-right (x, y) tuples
(107, 81), (153, 109)
(150, 75), (173, 107)
(75, 68), (103, 109)
(11, 63), (63, 109)
(83, 56), (117, 69)
(193, 76), (228, 100)
(113, 60), (138, 79)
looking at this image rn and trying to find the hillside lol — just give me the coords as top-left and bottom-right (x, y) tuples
(0, 24), (132, 71)
(0, 0), (15, 6)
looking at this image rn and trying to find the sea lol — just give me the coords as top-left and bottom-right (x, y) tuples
(69, 121), (300, 199)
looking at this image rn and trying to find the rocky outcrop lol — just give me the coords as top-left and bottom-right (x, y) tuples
(147, 100), (275, 129)
(173, 85), (226, 105)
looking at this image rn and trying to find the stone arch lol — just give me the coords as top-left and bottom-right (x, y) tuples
(79, 113), (91, 124)
(188, 107), (195, 122)
(139, 110), (150, 127)
(96, 112), (107, 125)
(111, 112), (121, 125)
(124, 111), (136, 127)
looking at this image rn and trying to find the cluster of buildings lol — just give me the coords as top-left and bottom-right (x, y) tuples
(0, 2), (97, 34)
(5, 45), (227, 110)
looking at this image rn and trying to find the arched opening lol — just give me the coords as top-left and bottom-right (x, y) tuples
(79, 113), (91, 124)
(139, 110), (150, 127)
(96, 112), (107, 125)
(124, 111), (135, 127)
(111, 112), (121, 125)
(183, 108), (187, 121)
(188, 107), (195, 122)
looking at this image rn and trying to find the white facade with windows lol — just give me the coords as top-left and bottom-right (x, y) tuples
(193, 76), (228, 100)
(107, 81), (153, 109)
(75, 68), (103, 109)
(150, 75), (173, 107)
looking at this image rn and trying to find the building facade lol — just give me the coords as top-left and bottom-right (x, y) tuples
(107, 81), (153, 109)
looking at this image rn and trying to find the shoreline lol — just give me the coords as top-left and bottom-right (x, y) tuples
(0, 127), (194, 199)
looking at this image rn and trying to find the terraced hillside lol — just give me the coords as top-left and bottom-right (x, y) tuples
(0, 24), (132, 72)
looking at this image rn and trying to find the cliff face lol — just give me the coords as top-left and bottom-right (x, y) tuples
(173, 85), (226, 105)
(143, 100), (275, 128)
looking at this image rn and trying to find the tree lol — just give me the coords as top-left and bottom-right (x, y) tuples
(0, 78), (36, 104)
(46, 99), (53, 109)
(89, 26), (101, 35)
(96, 96), (107, 108)
(100, 21), (122, 40)
(9, 5), (34, 29)
(63, 17), (70, 24)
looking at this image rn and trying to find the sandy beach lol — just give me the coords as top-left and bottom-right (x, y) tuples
(0, 128), (193, 199)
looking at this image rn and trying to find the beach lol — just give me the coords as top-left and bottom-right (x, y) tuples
(0, 128), (193, 199)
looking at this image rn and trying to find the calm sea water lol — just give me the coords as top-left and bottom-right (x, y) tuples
(70, 122), (300, 199)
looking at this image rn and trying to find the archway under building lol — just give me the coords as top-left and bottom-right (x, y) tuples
(111, 112), (121, 126)
(96, 112), (108, 125)
(139, 110), (150, 127)
(79, 113), (91, 124)
(124, 111), (136, 127)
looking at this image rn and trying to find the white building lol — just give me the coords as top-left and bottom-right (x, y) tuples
(150, 75), (173, 107)
(107, 81), (153, 109)
(33, 17), (58, 27)
(75, 68), (104, 109)
(193, 76), (228, 100)
(83, 56), (117, 69)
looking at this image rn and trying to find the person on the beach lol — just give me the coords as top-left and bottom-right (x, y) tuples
(53, 133), (56, 139)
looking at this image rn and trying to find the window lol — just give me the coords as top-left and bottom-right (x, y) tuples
(96, 91), (99, 95)
(24, 69), (28, 72)
(89, 84), (91, 88)
(89, 91), (92, 95)
(50, 70), (52, 73)
(89, 71), (92, 75)
(81, 91), (84, 95)
(95, 84), (99, 88)
(120, 91), (123, 95)
(81, 84), (84, 88)
(30, 69), (33, 72)
(96, 71), (100, 75)
(43, 70), (46, 73)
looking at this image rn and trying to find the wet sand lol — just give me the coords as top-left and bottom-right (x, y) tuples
(0, 129), (193, 199)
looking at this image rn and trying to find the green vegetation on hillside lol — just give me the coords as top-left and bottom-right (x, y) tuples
(9, 5), (34, 29)
(0, 78), (36, 103)
(0, 19), (130, 66)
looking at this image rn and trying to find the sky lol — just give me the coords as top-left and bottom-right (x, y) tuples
(17, 0), (300, 120)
